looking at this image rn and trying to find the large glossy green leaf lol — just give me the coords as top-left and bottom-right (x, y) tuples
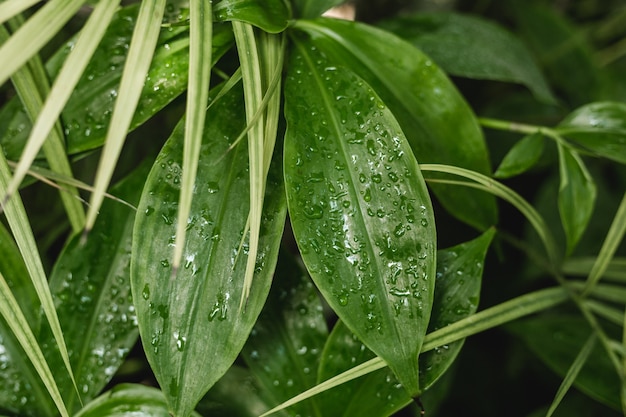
(131, 83), (287, 417)
(378, 12), (555, 104)
(36, 163), (149, 413)
(419, 228), (494, 390)
(284, 40), (436, 396)
(0, 5), (234, 160)
(556, 102), (626, 165)
(557, 145), (596, 254)
(293, 19), (497, 230)
(508, 315), (621, 410)
(313, 230), (494, 417)
(241, 251), (328, 417)
(494, 132), (545, 179)
(214, 0), (290, 33)
(74, 384), (201, 417)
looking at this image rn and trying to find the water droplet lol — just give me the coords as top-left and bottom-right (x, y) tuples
(366, 139), (376, 155)
(372, 173), (382, 183)
(160, 259), (170, 268)
(145, 206), (154, 216)
(207, 182), (220, 193)
(363, 188), (372, 202)
(141, 284), (150, 300)
(303, 204), (323, 219)
(420, 218), (428, 227)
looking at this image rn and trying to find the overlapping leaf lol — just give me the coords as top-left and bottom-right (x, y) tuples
(314, 230), (494, 417)
(291, 0), (346, 19)
(379, 12), (556, 103)
(557, 102), (626, 165)
(284, 40), (436, 396)
(214, 0), (290, 33)
(37, 164), (149, 413)
(0, 4), (234, 160)
(241, 251), (328, 417)
(293, 19), (497, 230)
(131, 83), (286, 417)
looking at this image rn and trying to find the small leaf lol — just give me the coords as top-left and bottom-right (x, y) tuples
(294, 19), (497, 230)
(284, 40), (436, 396)
(39, 163), (149, 413)
(556, 102), (626, 165)
(241, 251), (328, 416)
(214, 0), (290, 33)
(508, 315), (621, 410)
(494, 132), (545, 179)
(379, 12), (556, 104)
(557, 144), (596, 254)
(74, 384), (201, 417)
(419, 228), (495, 390)
(131, 83), (287, 417)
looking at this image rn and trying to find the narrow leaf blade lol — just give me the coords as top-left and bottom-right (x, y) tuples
(494, 132), (545, 179)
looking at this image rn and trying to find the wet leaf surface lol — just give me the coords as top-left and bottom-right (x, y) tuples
(284, 39), (436, 396)
(131, 82), (287, 417)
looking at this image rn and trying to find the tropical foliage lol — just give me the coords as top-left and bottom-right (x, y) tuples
(0, 1), (625, 416)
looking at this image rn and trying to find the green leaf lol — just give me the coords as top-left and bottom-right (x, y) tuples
(0, 5), (234, 160)
(379, 12), (556, 104)
(0, 223), (54, 417)
(556, 102), (626, 165)
(0, 0), (84, 87)
(508, 315), (621, 410)
(316, 320), (412, 417)
(74, 383), (201, 417)
(241, 251), (328, 416)
(284, 40), (436, 396)
(419, 228), (495, 390)
(38, 163), (149, 413)
(84, 0), (167, 232)
(313, 229), (494, 417)
(557, 145), (596, 255)
(131, 83), (287, 417)
(293, 19), (497, 230)
(494, 132), (545, 179)
(291, 0), (346, 19)
(513, 2), (601, 106)
(214, 0), (290, 33)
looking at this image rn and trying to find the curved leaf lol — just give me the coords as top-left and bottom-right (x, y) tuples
(557, 145), (596, 255)
(291, 0), (346, 19)
(293, 18), (497, 230)
(0, 5), (234, 160)
(241, 251), (328, 417)
(74, 384), (201, 417)
(556, 102), (626, 165)
(38, 164), (149, 413)
(379, 12), (556, 103)
(494, 132), (545, 179)
(131, 83), (287, 417)
(214, 0), (290, 33)
(284, 40), (436, 396)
